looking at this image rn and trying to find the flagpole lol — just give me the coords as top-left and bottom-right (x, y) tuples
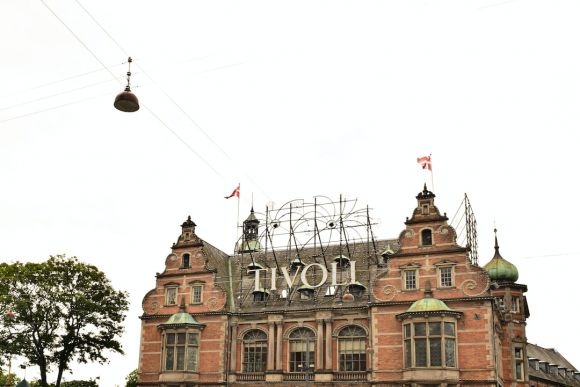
(236, 183), (240, 253)
(430, 154), (435, 193)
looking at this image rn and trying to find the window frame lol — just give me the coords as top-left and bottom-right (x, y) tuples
(337, 325), (367, 372)
(401, 267), (419, 291)
(511, 296), (520, 313)
(242, 329), (268, 373)
(190, 284), (203, 304)
(421, 228), (433, 246)
(165, 285), (178, 306)
(514, 346), (525, 381)
(435, 262), (456, 289)
(162, 330), (200, 372)
(288, 327), (316, 373)
(403, 319), (457, 369)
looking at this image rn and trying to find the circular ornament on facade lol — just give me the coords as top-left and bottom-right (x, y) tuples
(381, 285), (397, 301)
(144, 301), (160, 315)
(206, 297), (220, 311)
(460, 277), (488, 297)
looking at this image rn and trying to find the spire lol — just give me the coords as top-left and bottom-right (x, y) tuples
(483, 228), (519, 283)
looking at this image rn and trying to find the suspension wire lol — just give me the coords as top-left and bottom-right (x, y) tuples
(0, 91), (112, 124)
(73, 0), (271, 202)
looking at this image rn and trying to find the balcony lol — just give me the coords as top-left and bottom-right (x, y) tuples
(333, 371), (368, 381)
(283, 372), (314, 381)
(236, 373), (265, 381)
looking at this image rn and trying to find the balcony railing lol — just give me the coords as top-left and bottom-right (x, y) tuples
(333, 371), (368, 381)
(283, 372), (314, 381)
(236, 373), (265, 381)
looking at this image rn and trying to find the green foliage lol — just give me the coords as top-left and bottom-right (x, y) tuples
(125, 369), (138, 387)
(0, 370), (19, 386)
(0, 255), (129, 387)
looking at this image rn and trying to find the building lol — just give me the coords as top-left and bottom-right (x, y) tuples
(137, 186), (579, 387)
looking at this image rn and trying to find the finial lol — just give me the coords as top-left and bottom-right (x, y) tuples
(179, 297), (186, 311)
(423, 183), (428, 191)
(494, 228), (499, 251)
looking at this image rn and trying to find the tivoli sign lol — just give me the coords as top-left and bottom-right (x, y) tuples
(249, 261), (357, 291)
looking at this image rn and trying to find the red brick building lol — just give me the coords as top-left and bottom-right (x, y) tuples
(137, 187), (578, 386)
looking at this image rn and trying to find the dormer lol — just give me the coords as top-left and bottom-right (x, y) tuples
(173, 216), (203, 248)
(405, 184), (448, 225)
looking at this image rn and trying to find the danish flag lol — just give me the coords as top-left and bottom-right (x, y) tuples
(417, 155), (432, 171)
(224, 184), (240, 199)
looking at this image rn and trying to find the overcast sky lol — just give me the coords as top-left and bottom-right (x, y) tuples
(2, 0), (580, 385)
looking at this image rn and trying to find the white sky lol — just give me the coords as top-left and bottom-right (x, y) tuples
(1, 0), (579, 385)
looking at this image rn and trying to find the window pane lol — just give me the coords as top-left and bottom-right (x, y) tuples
(430, 339), (442, 366)
(445, 339), (456, 367)
(165, 347), (174, 370)
(177, 333), (186, 344)
(415, 339), (427, 367)
(404, 340), (412, 368)
(188, 333), (198, 345)
(192, 286), (202, 303)
(166, 333), (175, 344)
(444, 322), (455, 337)
(415, 323), (426, 336)
(187, 346), (198, 371)
(176, 346), (185, 370)
(440, 267), (452, 287)
(404, 324), (411, 339)
(428, 322), (441, 336)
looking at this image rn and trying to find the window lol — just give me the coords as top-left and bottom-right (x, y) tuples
(403, 321), (456, 368)
(289, 327), (315, 372)
(164, 332), (199, 371)
(514, 347), (524, 380)
(338, 325), (367, 372)
(182, 254), (190, 268)
(253, 290), (269, 302)
(165, 286), (178, 305)
(404, 270), (417, 290)
(191, 285), (203, 304)
(439, 267), (453, 288)
(511, 297), (520, 313)
(421, 229), (433, 246)
(242, 330), (267, 373)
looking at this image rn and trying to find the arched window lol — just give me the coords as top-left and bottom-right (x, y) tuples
(242, 330), (267, 373)
(289, 327), (316, 372)
(421, 229), (433, 246)
(338, 326), (367, 371)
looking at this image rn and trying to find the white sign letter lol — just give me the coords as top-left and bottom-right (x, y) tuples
(301, 263), (328, 288)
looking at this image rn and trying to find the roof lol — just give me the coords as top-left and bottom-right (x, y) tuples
(527, 343), (580, 386)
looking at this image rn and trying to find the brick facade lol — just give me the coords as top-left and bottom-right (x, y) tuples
(136, 188), (577, 387)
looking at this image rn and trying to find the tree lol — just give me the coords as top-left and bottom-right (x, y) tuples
(125, 369), (138, 387)
(0, 255), (129, 387)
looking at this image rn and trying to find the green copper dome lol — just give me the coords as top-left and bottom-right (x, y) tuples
(407, 296), (453, 313)
(165, 311), (200, 325)
(159, 299), (204, 328)
(483, 229), (519, 283)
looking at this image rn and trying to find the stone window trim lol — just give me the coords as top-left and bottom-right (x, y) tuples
(160, 329), (201, 373)
(190, 283), (204, 305)
(287, 326), (317, 373)
(336, 325), (368, 372)
(241, 329), (268, 373)
(420, 228), (434, 247)
(434, 261), (457, 289)
(398, 315), (461, 370)
(164, 283), (180, 306)
(400, 264), (421, 291)
(514, 345), (525, 381)
(180, 253), (191, 269)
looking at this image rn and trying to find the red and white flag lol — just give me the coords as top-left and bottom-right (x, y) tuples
(417, 155), (432, 171)
(224, 184), (240, 199)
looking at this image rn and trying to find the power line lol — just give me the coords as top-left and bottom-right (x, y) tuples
(73, 0), (271, 201)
